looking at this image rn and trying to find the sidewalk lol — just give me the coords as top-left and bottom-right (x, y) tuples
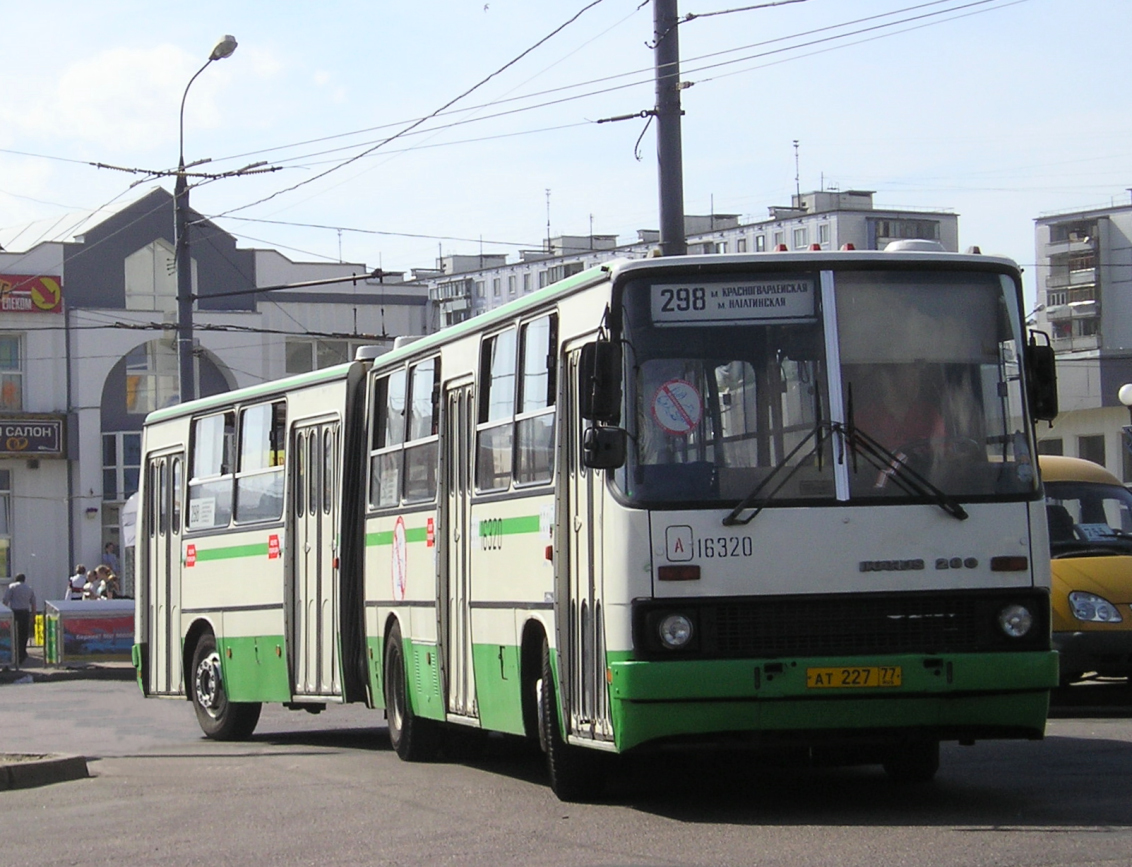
(0, 640), (136, 686)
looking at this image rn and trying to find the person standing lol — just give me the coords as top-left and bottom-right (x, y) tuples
(67, 565), (87, 601)
(3, 573), (37, 665)
(103, 542), (121, 575)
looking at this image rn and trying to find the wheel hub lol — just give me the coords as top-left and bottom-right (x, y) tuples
(194, 651), (223, 714)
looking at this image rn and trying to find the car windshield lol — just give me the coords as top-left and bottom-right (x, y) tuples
(1045, 480), (1132, 556)
(614, 267), (1039, 508)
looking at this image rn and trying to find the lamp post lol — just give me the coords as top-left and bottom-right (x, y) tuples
(1118, 384), (1132, 456)
(176, 35), (237, 404)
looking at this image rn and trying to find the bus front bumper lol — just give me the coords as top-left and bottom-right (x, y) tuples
(606, 651), (1059, 753)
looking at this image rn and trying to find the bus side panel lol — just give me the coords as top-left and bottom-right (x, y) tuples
(468, 494), (555, 736)
(217, 608), (292, 704)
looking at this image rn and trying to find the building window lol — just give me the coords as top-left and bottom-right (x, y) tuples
(125, 343), (178, 414)
(523, 273), (532, 293)
(492, 278), (502, 298)
(818, 224), (830, 246)
(285, 339), (369, 374)
(1078, 434), (1105, 466)
(103, 432), (142, 501)
(0, 335), (23, 411)
(755, 235), (766, 252)
(538, 271), (549, 289)
(0, 469), (11, 579)
(737, 237), (748, 253)
(1046, 289), (1068, 307)
(1037, 438), (1063, 456)
(773, 231), (784, 249)
(475, 281), (485, 298)
(718, 242), (728, 254)
(508, 275), (517, 296)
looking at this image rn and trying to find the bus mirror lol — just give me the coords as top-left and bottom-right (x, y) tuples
(582, 426), (626, 470)
(580, 341), (622, 424)
(1026, 335), (1058, 422)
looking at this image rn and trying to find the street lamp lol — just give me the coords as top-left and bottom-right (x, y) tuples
(176, 35), (237, 404)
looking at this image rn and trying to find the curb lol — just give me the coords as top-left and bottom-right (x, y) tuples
(0, 666), (136, 686)
(0, 754), (89, 791)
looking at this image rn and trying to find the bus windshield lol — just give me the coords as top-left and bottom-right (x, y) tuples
(616, 267), (1037, 507)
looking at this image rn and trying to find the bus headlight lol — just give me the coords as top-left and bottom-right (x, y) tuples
(997, 604), (1034, 638)
(658, 613), (694, 649)
(1068, 591), (1123, 623)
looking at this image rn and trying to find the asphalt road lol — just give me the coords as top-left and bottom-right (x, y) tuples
(1, 677), (1131, 867)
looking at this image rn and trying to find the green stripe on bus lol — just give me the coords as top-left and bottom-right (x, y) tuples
(195, 543), (270, 561)
(480, 515), (541, 537)
(366, 527), (429, 547)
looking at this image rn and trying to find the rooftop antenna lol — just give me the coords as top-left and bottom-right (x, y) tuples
(545, 188), (552, 254)
(793, 139), (801, 201)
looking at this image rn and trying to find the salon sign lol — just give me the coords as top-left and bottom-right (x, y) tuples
(0, 417), (65, 456)
(0, 275), (63, 314)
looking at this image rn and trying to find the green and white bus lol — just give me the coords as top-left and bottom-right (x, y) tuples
(134, 248), (1060, 800)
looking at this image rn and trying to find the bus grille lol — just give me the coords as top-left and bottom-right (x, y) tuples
(633, 590), (1049, 659)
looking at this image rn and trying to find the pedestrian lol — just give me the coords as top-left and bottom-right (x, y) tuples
(84, 566), (107, 600)
(67, 565), (87, 601)
(3, 573), (37, 665)
(103, 571), (121, 599)
(103, 542), (121, 575)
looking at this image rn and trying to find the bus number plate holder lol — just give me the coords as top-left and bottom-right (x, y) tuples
(805, 666), (902, 689)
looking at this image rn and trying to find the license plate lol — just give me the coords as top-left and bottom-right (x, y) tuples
(806, 666), (902, 688)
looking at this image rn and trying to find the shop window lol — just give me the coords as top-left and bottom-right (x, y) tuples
(0, 336), (22, 411)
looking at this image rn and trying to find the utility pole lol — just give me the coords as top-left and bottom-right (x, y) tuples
(653, 0), (687, 257)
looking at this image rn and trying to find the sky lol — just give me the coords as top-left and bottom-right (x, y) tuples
(1, 0), (1130, 310)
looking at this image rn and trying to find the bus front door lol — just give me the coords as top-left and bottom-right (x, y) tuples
(562, 349), (613, 743)
(145, 452), (184, 696)
(289, 421), (342, 699)
(441, 379), (477, 719)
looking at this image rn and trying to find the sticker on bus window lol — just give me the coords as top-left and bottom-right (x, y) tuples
(651, 380), (703, 436)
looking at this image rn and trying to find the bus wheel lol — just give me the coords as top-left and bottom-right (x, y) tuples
(882, 740), (940, 784)
(538, 639), (605, 802)
(190, 633), (261, 741)
(384, 622), (441, 761)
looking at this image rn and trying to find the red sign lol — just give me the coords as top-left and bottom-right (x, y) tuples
(0, 275), (63, 313)
(426, 517), (435, 548)
(185, 544), (196, 567)
(268, 534), (280, 559)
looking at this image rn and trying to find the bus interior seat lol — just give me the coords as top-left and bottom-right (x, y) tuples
(1046, 504), (1078, 544)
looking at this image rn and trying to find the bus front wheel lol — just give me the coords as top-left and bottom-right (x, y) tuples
(538, 639), (606, 802)
(384, 622), (441, 761)
(190, 633), (261, 741)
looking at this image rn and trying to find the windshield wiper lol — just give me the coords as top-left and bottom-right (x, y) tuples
(722, 422), (828, 526)
(837, 421), (968, 521)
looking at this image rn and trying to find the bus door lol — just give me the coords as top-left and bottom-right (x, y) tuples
(289, 421), (342, 699)
(562, 348), (613, 742)
(440, 378), (477, 719)
(145, 451), (184, 696)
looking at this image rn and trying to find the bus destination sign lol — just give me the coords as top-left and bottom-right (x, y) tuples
(651, 279), (815, 326)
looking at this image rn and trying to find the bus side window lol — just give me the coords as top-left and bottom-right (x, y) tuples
(235, 400), (286, 523)
(516, 314), (557, 485)
(370, 370), (407, 507)
(476, 328), (516, 491)
(404, 357), (440, 503)
(187, 412), (235, 530)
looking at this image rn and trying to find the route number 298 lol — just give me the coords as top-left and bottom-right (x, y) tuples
(659, 287), (706, 313)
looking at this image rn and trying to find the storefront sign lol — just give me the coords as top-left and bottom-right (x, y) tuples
(0, 417), (64, 456)
(0, 275), (63, 314)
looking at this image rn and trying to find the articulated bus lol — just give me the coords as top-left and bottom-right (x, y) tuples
(134, 248), (1060, 801)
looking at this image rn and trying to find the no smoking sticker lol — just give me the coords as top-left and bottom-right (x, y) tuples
(651, 379), (702, 435)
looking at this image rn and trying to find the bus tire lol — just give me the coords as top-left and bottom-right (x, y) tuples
(882, 739), (940, 784)
(384, 622), (441, 761)
(190, 632), (261, 741)
(538, 638), (605, 802)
